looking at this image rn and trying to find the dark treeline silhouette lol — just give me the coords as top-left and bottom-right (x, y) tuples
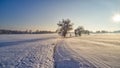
(96, 30), (108, 33)
(113, 30), (120, 33)
(0, 29), (55, 34)
(94, 30), (120, 33)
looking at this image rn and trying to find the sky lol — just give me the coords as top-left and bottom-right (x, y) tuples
(0, 0), (120, 31)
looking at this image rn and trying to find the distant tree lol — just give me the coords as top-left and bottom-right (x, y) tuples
(101, 30), (108, 33)
(57, 19), (73, 37)
(35, 30), (40, 34)
(84, 30), (90, 35)
(29, 30), (32, 34)
(74, 29), (77, 36)
(75, 26), (84, 36)
(0, 31), (1, 34)
(96, 31), (101, 33)
(25, 30), (28, 34)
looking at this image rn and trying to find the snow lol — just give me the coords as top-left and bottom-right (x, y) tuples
(0, 34), (57, 68)
(0, 33), (120, 68)
(64, 34), (120, 68)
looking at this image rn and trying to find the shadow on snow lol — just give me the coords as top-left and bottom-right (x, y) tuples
(53, 44), (80, 68)
(54, 58), (80, 68)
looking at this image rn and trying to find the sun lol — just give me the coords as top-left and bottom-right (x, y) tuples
(112, 14), (120, 22)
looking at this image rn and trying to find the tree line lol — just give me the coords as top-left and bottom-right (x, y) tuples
(56, 19), (120, 38)
(0, 29), (55, 34)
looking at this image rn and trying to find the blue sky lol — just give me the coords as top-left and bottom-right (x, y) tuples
(0, 0), (120, 31)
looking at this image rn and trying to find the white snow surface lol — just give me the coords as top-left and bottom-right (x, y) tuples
(0, 34), (57, 68)
(0, 33), (120, 68)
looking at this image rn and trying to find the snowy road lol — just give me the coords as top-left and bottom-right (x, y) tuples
(54, 39), (96, 68)
(0, 34), (120, 68)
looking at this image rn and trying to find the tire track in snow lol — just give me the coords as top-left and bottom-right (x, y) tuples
(66, 38), (117, 68)
(54, 39), (96, 68)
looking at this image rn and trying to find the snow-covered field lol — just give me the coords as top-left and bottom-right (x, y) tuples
(0, 33), (120, 68)
(0, 34), (57, 68)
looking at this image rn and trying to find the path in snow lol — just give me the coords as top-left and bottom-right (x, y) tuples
(54, 39), (96, 68)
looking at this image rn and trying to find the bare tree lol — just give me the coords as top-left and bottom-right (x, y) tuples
(75, 26), (84, 36)
(57, 19), (73, 37)
(83, 30), (90, 35)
